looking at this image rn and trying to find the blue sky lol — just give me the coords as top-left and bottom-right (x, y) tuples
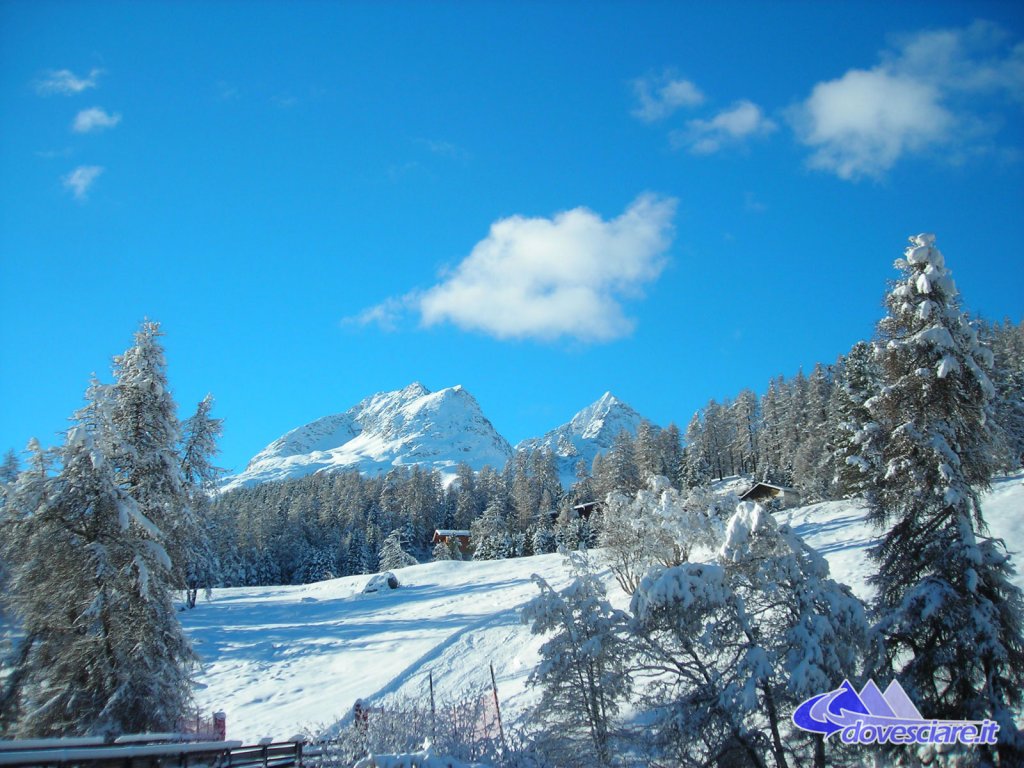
(1, 1), (1022, 475)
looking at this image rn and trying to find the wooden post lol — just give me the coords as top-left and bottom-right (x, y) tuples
(489, 662), (506, 752)
(213, 711), (227, 741)
(429, 671), (437, 745)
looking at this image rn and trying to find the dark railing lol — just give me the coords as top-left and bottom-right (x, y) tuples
(0, 737), (307, 768)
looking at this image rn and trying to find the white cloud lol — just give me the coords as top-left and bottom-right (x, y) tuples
(674, 100), (777, 154)
(791, 21), (1023, 180)
(631, 71), (704, 122)
(62, 165), (104, 201)
(36, 68), (103, 95)
(344, 298), (406, 332)
(418, 195), (676, 342)
(354, 195), (677, 343)
(793, 70), (951, 179)
(72, 107), (122, 133)
(888, 21), (1024, 100)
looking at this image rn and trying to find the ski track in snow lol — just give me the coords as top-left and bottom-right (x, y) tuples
(183, 473), (1024, 743)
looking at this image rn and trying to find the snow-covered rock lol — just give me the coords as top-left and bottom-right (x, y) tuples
(221, 383), (513, 491)
(516, 391), (649, 485)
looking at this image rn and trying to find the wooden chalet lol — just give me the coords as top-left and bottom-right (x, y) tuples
(572, 501), (599, 520)
(738, 482), (802, 509)
(432, 528), (472, 554)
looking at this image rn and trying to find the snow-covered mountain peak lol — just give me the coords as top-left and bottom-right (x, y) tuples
(517, 392), (649, 485)
(223, 383), (512, 492)
(568, 391), (631, 439)
(400, 381), (430, 398)
(225, 385), (653, 492)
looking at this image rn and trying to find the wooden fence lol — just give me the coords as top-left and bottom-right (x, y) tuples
(0, 736), (308, 768)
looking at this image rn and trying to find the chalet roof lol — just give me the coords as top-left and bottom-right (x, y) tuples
(739, 482), (800, 499)
(573, 501), (598, 510)
(434, 529), (471, 537)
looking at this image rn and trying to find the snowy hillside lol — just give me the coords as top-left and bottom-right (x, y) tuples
(222, 383), (513, 491)
(184, 473), (1024, 744)
(516, 392), (649, 486)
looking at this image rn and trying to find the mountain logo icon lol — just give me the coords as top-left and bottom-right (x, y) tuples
(792, 679), (999, 747)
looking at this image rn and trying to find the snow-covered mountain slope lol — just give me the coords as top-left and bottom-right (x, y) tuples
(516, 392), (649, 485)
(222, 383), (513, 492)
(185, 473), (1023, 743)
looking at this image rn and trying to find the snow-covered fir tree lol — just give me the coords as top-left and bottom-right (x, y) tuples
(791, 363), (834, 500)
(108, 321), (194, 590)
(178, 393), (223, 607)
(378, 528), (418, 571)
(0, 449), (19, 486)
(431, 537), (456, 561)
(470, 500), (515, 560)
(2, 381), (196, 737)
(523, 554), (632, 767)
(866, 234), (1024, 767)
(829, 341), (883, 499)
(729, 389), (761, 477)
(681, 412), (712, 488)
(983, 318), (1024, 471)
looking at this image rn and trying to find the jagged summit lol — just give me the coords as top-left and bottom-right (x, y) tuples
(223, 382), (512, 492)
(516, 391), (648, 485)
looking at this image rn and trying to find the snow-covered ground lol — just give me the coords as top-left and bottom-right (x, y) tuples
(183, 554), (580, 743)
(183, 473), (1024, 744)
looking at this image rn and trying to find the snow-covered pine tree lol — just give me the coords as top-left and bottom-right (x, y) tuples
(431, 538), (455, 561)
(0, 449), (19, 486)
(681, 412), (712, 488)
(571, 458), (594, 504)
(469, 500), (514, 560)
(634, 421), (661, 480)
(179, 394), (222, 607)
(108, 321), (193, 590)
(729, 390), (761, 477)
(605, 429), (642, 496)
(523, 554), (631, 766)
(718, 502), (867, 768)
(3, 381), (196, 737)
(378, 528), (417, 571)
(791, 363), (833, 500)
(299, 547), (337, 582)
(984, 318), (1024, 471)
(829, 341), (883, 499)
(657, 422), (684, 488)
(867, 233), (1024, 767)
(756, 376), (788, 483)
(0, 441), (52, 734)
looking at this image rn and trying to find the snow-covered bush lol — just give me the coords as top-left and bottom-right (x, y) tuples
(309, 689), (506, 768)
(522, 554), (631, 766)
(599, 477), (729, 595)
(630, 501), (867, 768)
(353, 748), (488, 768)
